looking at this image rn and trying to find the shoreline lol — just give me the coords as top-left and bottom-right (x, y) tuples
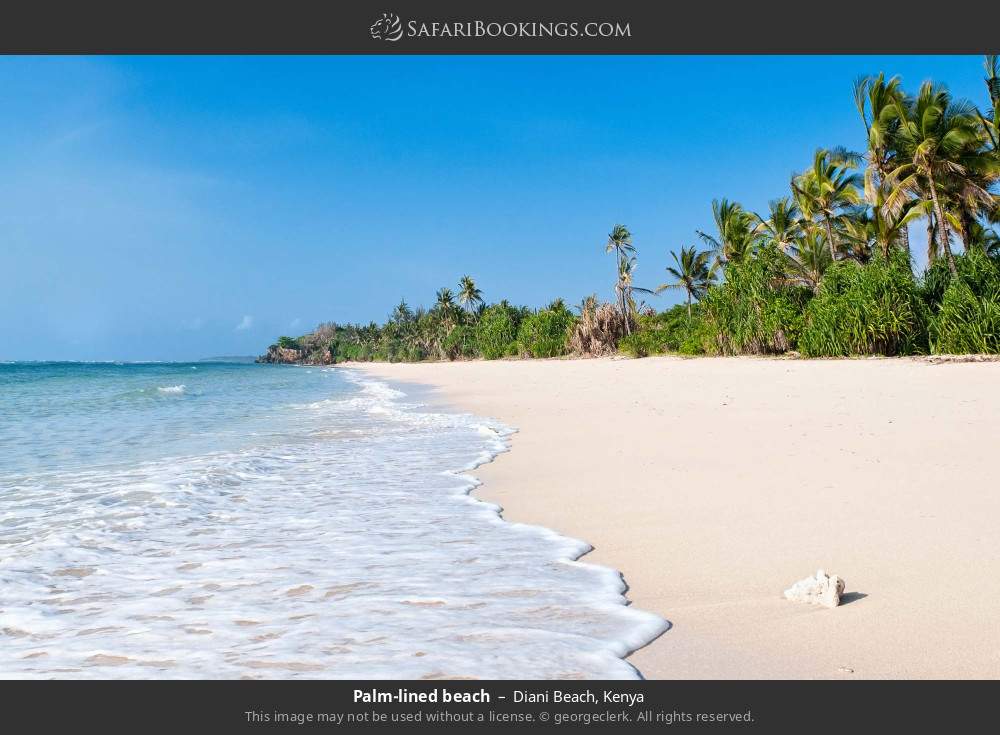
(351, 356), (1000, 679)
(350, 369), (671, 678)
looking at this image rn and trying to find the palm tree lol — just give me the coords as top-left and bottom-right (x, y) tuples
(872, 193), (927, 261)
(792, 147), (863, 262)
(786, 230), (833, 292)
(840, 180), (927, 261)
(837, 208), (875, 263)
(434, 287), (459, 330)
(435, 287), (454, 309)
(926, 212), (940, 265)
(606, 224), (635, 261)
(854, 73), (911, 257)
(605, 224), (636, 331)
(617, 256), (657, 326)
(390, 299), (414, 325)
(697, 199), (759, 265)
(893, 82), (987, 276)
(457, 275), (483, 313)
(753, 197), (802, 253)
(657, 246), (712, 322)
(982, 55), (1000, 151)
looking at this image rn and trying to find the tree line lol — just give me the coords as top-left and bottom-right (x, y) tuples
(263, 56), (1000, 364)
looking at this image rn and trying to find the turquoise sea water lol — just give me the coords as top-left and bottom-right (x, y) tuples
(0, 362), (666, 679)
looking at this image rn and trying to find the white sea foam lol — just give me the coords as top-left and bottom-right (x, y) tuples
(156, 385), (186, 395)
(0, 369), (667, 679)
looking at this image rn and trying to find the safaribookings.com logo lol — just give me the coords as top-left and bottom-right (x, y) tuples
(369, 13), (631, 42)
(370, 13), (404, 41)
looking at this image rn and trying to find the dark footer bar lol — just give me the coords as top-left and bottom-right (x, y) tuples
(2, 680), (995, 732)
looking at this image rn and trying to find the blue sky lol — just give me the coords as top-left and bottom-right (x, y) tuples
(0, 55), (992, 360)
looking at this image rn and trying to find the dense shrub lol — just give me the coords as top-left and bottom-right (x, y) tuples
(702, 246), (810, 354)
(328, 338), (372, 363)
(277, 336), (300, 350)
(799, 251), (928, 357)
(920, 258), (954, 312)
(475, 303), (521, 359)
(517, 306), (575, 358)
(618, 306), (712, 357)
(617, 331), (653, 358)
(929, 249), (1000, 354)
(374, 340), (406, 363)
(568, 301), (629, 356)
(441, 325), (478, 360)
(404, 345), (426, 362)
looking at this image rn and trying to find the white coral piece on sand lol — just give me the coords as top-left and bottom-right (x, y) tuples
(784, 569), (845, 608)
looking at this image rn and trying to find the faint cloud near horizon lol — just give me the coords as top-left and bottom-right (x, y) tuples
(289, 317), (301, 329)
(46, 120), (112, 150)
(235, 315), (254, 331)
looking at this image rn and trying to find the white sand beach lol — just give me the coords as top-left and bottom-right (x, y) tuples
(353, 357), (1000, 679)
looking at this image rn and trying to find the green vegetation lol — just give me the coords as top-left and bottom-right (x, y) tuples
(262, 57), (1000, 365)
(475, 301), (523, 360)
(799, 251), (928, 357)
(701, 245), (809, 355)
(928, 249), (1000, 353)
(517, 301), (575, 358)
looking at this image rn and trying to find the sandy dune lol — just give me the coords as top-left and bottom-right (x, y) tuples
(352, 357), (1000, 679)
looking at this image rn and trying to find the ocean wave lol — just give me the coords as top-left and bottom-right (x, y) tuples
(156, 385), (186, 395)
(0, 366), (667, 680)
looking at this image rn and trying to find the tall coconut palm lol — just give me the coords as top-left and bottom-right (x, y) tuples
(617, 255), (657, 327)
(854, 73), (911, 257)
(792, 147), (863, 262)
(457, 275), (483, 313)
(605, 224), (635, 261)
(657, 246), (712, 321)
(893, 82), (987, 275)
(605, 224), (636, 331)
(753, 197), (802, 253)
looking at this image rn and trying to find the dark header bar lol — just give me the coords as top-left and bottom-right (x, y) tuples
(3, 0), (1000, 54)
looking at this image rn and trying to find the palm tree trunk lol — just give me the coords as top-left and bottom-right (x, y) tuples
(613, 247), (631, 336)
(960, 209), (975, 250)
(824, 216), (838, 261)
(927, 215), (937, 264)
(686, 291), (692, 323)
(927, 171), (958, 276)
(898, 224), (911, 260)
(617, 283), (631, 336)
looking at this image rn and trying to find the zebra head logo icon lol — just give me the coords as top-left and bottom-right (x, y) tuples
(370, 13), (403, 42)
